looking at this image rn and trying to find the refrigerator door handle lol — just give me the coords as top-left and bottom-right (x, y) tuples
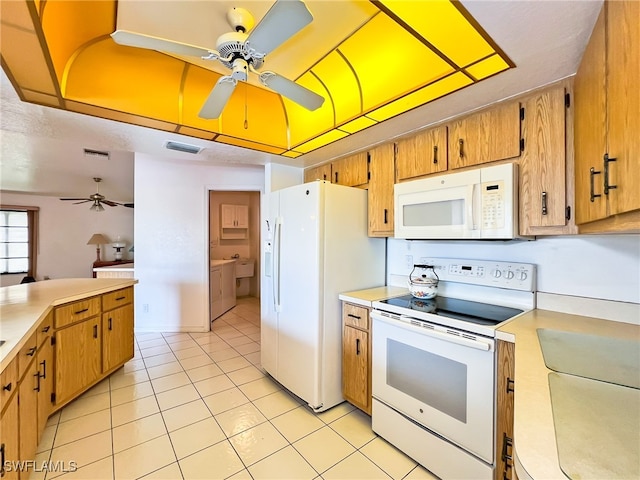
(274, 216), (283, 312)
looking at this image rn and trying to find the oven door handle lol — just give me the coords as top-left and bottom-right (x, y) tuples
(372, 312), (493, 351)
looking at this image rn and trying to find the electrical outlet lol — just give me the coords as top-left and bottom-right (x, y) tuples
(405, 255), (413, 269)
(143, 304), (149, 313)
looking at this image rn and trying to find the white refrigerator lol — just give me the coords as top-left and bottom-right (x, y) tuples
(261, 181), (385, 412)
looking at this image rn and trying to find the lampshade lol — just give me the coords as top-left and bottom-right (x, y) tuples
(87, 233), (110, 245)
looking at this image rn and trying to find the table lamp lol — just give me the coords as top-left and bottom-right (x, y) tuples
(87, 233), (110, 262)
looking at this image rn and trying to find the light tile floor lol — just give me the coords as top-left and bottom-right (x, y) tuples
(32, 297), (439, 480)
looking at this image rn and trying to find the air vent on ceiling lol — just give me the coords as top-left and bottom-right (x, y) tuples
(164, 141), (204, 155)
(83, 148), (110, 159)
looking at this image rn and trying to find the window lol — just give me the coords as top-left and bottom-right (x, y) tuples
(0, 206), (38, 276)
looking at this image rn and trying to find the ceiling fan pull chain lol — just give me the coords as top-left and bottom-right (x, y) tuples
(244, 82), (249, 129)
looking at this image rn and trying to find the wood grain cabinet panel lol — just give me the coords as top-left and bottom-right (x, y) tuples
(342, 302), (372, 415)
(368, 144), (395, 237)
(331, 152), (368, 187)
(54, 318), (102, 406)
(495, 340), (516, 480)
(37, 336), (54, 436)
(519, 85), (575, 235)
(103, 287), (133, 311)
(304, 164), (332, 183)
(102, 304), (134, 373)
(396, 125), (448, 180)
(574, 0), (640, 231)
(18, 353), (39, 466)
(54, 296), (101, 328)
(449, 102), (521, 169)
(0, 395), (19, 480)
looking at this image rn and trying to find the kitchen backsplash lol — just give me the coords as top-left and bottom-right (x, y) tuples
(387, 235), (640, 305)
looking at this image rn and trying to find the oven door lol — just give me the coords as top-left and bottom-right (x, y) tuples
(372, 311), (495, 463)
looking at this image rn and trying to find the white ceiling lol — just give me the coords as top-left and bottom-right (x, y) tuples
(0, 0), (602, 202)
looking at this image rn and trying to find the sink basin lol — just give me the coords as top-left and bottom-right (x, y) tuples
(537, 328), (640, 389)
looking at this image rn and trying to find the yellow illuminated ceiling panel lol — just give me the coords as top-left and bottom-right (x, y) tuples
(64, 40), (185, 123)
(466, 54), (510, 80)
(1, 0), (514, 158)
(286, 72), (333, 147)
(339, 115), (378, 134)
(368, 72), (473, 122)
(41, 0), (116, 83)
(340, 13), (455, 111)
(310, 50), (361, 124)
(378, 0), (496, 68)
(295, 129), (349, 154)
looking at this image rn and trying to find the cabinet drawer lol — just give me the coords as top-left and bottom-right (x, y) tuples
(103, 287), (133, 311)
(0, 357), (18, 409)
(343, 303), (370, 330)
(17, 330), (38, 380)
(37, 311), (53, 348)
(55, 296), (101, 328)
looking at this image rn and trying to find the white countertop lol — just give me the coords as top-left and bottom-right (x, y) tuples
(339, 286), (408, 307)
(497, 309), (640, 479)
(211, 259), (237, 267)
(0, 278), (138, 370)
(93, 263), (135, 271)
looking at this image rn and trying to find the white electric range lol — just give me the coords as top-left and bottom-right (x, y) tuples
(371, 257), (536, 479)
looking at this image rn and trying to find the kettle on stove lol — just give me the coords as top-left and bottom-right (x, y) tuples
(408, 264), (439, 299)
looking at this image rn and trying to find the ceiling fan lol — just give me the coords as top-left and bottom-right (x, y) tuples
(60, 178), (133, 211)
(111, 0), (325, 119)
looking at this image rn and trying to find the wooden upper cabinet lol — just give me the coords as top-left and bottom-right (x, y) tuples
(605, 0), (639, 218)
(448, 101), (521, 169)
(331, 152), (369, 187)
(368, 143), (395, 237)
(304, 163), (332, 183)
(574, 0), (639, 231)
(221, 204), (249, 228)
(519, 86), (572, 234)
(395, 125), (448, 180)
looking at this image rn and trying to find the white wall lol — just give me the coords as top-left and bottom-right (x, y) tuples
(387, 235), (640, 304)
(134, 153), (264, 332)
(0, 192), (133, 286)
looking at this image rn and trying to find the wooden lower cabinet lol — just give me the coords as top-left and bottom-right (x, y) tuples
(102, 303), (134, 373)
(0, 395), (19, 480)
(37, 337), (54, 435)
(18, 356), (39, 468)
(54, 317), (102, 406)
(496, 340), (516, 480)
(341, 302), (372, 414)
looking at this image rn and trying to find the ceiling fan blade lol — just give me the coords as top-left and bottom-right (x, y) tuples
(259, 72), (324, 111)
(199, 76), (238, 119)
(102, 200), (118, 207)
(244, 0), (313, 58)
(111, 30), (215, 59)
(60, 198), (89, 201)
(72, 200), (92, 205)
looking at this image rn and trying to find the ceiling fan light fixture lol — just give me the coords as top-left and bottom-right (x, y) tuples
(90, 201), (105, 212)
(164, 141), (204, 154)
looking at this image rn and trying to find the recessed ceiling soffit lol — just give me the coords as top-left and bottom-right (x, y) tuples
(0, 0), (513, 158)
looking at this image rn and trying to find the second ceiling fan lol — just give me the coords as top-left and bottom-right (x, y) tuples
(111, 0), (325, 119)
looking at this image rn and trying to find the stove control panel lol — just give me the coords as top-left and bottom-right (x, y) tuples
(420, 257), (536, 291)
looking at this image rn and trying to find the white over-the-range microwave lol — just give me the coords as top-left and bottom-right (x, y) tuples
(394, 163), (520, 240)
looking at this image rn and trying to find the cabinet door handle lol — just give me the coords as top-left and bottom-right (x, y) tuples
(323, 173), (327, 180)
(589, 167), (602, 202)
(74, 308), (89, 315)
(115, 296), (126, 301)
(335, 171), (339, 183)
(541, 191), (548, 216)
(347, 314), (361, 320)
(108, 318), (113, 331)
(26, 346), (36, 357)
(2, 382), (11, 392)
(433, 145), (438, 164)
(603, 154), (617, 195)
(506, 377), (515, 394)
(39, 360), (47, 379)
(501, 432), (513, 462)
(356, 338), (361, 355)
(1, 442), (5, 477)
(383, 209), (388, 224)
(93, 325), (98, 339)
(41, 325), (50, 333)
(34, 371), (41, 392)
(458, 139), (465, 158)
